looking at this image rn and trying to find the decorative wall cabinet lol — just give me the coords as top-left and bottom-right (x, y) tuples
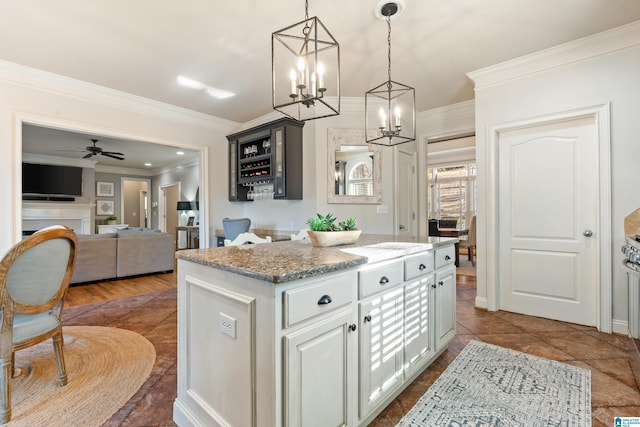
(226, 118), (304, 201)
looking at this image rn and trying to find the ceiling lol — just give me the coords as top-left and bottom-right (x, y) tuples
(6, 1), (640, 167)
(21, 125), (200, 170)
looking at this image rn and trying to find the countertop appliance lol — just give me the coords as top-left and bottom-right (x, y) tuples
(622, 235), (640, 338)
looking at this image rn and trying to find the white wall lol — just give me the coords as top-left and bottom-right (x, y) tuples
(470, 22), (640, 332)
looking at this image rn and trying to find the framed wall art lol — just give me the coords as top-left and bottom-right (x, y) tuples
(96, 200), (115, 216)
(96, 181), (114, 197)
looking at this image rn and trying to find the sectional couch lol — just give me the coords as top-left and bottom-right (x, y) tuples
(70, 228), (174, 284)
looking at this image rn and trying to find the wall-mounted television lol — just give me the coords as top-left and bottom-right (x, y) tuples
(22, 162), (83, 197)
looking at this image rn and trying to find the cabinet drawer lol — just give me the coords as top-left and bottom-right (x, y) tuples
(359, 260), (403, 299)
(284, 273), (353, 327)
(435, 245), (456, 269)
(404, 251), (434, 281)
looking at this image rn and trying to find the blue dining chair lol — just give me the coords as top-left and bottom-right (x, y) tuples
(0, 225), (78, 423)
(222, 218), (251, 241)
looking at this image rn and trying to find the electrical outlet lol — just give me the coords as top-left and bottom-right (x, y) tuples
(219, 313), (236, 338)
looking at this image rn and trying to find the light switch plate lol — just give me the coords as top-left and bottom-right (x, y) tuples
(376, 205), (389, 214)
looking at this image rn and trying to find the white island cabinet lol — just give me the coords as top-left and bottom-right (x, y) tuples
(173, 238), (456, 427)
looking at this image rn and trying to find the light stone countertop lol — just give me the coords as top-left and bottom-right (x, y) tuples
(175, 234), (457, 283)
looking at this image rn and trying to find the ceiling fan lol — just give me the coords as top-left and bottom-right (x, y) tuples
(79, 139), (125, 160)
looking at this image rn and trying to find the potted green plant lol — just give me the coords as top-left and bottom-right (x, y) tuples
(106, 215), (118, 225)
(306, 213), (361, 247)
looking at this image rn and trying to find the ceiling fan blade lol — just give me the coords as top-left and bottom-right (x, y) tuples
(102, 151), (125, 156)
(101, 152), (125, 160)
(83, 153), (94, 159)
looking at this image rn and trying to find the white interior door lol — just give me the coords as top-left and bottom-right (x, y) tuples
(161, 184), (179, 237)
(498, 116), (598, 326)
(396, 150), (416, 238)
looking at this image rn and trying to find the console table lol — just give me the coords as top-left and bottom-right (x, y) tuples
(175, 225), (200, 250)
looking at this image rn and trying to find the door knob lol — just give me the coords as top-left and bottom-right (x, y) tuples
(399, 224), (406, 230)
(583, 229), (593, 237)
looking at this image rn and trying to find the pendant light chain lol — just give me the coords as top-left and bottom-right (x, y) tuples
(387, 15), (392, 85)
(305, 0), (309, 20)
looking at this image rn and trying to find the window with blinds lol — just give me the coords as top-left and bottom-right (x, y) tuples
(427, 163), (476, 228)
(348, 161), (373, 196)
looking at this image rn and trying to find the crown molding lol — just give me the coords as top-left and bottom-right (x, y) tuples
(468, 20), (640, 89)
(417, 99), (475, 127)
(0, 59), (240, 133)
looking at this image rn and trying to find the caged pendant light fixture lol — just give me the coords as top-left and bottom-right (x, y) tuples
(272, 0), (340, 121)
(365, 1), (416, 146)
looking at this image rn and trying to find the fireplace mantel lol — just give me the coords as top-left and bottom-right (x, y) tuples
(22, 202), (94, 235)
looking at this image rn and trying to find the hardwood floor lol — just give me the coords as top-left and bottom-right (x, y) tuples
(64, 272), (177, 308)
(62, 269), (640, 426)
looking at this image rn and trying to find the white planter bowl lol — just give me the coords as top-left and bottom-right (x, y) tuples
(307, 230), (361, 247)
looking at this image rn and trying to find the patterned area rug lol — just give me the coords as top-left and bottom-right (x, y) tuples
(397, 340), (591, 426)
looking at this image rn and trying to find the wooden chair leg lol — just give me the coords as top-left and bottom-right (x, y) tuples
(0, 356), (12, 423)
(52, 333), (67, 387)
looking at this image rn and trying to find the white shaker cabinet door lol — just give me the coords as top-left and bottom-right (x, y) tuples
(403, 273), (435, 378)
(434, 264), (456, 352)
(358, 286), (404, 418)
(283, 307), (356, 427)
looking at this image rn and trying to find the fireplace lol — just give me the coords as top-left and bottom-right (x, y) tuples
(22, 202), (94, 235)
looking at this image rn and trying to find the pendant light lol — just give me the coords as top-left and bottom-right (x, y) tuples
(365, 1), (416, 146)
(272, 0), (340, 121)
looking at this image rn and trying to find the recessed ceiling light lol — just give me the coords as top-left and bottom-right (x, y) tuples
(177, 75), (205, 90)
(176, 151), (184, 155)
(145, 163), (152, 167)
(177, 75), (235, 99)
(205, 87), (235, 99)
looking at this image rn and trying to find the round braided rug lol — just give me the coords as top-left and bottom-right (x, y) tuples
(7, 326), (156, 426)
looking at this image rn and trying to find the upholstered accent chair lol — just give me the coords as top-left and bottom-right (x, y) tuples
(459, 215), (477, 266)
(224, 232), (272, 246)
(0, 225), (78, 423)
(222, 218), (251, 242)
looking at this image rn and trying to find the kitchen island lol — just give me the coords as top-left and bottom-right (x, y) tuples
(173, 234), (457, 427)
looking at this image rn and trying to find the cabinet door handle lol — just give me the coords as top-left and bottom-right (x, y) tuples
(438, 281), (444, 286)
(445, 255), (451, 261)
(379, 276), (390, 285)
(364, 315), (372, 323)
(419, 263), (426, 270)
(349, 324), (357, 332)
(317, 295), (332, 305)
(432, 284), (437, 289)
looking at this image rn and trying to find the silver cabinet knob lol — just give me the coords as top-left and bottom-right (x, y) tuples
(583, 230), (593, 237)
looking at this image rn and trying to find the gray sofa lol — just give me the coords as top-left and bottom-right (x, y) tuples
(70, 229), (174, 284)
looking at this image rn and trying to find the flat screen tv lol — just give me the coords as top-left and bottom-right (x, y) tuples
(22, 163), (83, 196)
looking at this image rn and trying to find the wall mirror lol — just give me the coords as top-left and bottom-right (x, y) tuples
(327, 128), (382, 204)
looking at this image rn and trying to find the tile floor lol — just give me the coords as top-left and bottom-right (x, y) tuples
(371, 276), (640, 426)
(62, 274), (640, 426)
